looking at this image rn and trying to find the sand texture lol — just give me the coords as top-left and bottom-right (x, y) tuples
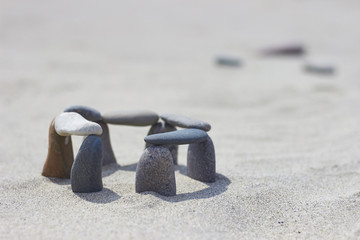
(1, 0), (360, 239)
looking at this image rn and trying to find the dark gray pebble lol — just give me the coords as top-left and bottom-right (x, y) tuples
(71, 135), (103, 193)
(187, 136), (216, 183)
(262, 44), (305, 56)
(64, 105), (102, 122)
(97, 121), (117, 166)
(144, 128), (208, 145)
(136, 146), (176, 196)
(102, 110), (159, 126)
(146, 122), (178, 165)
(161, 113), (211, 132)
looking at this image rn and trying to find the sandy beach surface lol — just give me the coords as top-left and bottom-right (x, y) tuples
(1, 0), (360, 239)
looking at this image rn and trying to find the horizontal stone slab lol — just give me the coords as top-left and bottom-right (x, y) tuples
(64, 105), (102, 122)
(144, 129), (208, 145)
(102, 110), (159, 126)
(55, 112), (103, 136)
(160, 113), (211, 132)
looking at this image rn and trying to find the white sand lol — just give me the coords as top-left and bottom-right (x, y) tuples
(1, 0), (360, 239)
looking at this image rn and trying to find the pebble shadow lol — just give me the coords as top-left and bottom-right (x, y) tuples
(47, 162), (137, 185)
(75, 187), (121, 204)
(142, 165), (231, 203)
(49, 177), (70, 185)
(102, 163), (138, 177)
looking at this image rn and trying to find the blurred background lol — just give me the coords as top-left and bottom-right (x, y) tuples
(2, 1), (360, 239)
(1, 0), (360, 178)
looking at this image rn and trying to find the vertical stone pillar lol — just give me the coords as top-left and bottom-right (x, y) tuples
(187, 136), (216, 183)
(42, 119), (74, 178)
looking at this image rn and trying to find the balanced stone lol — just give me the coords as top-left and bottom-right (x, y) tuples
(71, 135), (103, 193)
(42, 119), (74, 178)
(216, 56), (241, 67)
(187, 136), (216, 183)
(160, 113), (211, 132)
(262, 43), (305, 56)
(55, 112), (102, 136)
(102, 110), (159, 126)
(64, 105), (102, 122)
(146, 121), (178, 165)
(144, 128), (208, 145)
(97, 120), (117, 166)
(136, 146), (176, 196)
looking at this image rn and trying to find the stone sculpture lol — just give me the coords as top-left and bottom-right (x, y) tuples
(65, 105), (116, 166)
(43, 108), (217, 196)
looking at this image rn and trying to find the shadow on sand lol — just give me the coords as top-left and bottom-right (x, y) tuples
(102, 163), (137, 177)
(48, 163), (230, 203)
(75, 187), (121, 204)
(140, 164), (231, 203)
(49, 177), (71, 185)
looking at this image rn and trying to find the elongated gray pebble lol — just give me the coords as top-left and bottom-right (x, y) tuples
(216, 56), (241, 67)
(136, 146), (176, 196)
(97, 121), (117, 166)
(71, 135), (103, 193)
(64, 105), (102, 122)
(146, 122), (178, 165)
(144, 129), (208, 145)
(187, 136), (216, 183)
(161, 113), (211, 132)
(102, 110), (159, 126)
(262, 44), (305, 56)
(304, 63), (335, 75)
(55, 112), (102, 136)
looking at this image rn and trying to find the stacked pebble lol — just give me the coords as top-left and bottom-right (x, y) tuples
(42, 106), (216, 196)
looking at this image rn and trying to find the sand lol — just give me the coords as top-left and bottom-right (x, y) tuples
(1, 0), (360, 239)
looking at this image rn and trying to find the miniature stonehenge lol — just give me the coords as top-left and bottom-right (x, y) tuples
(42, 105), (216, 196)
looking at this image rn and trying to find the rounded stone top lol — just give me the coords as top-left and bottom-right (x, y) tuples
(160, 113), (211, 132)
(54, 112), (103, 136)
(102, 110), (159, 126)
(64, 105), (102, 122)
(144, 129), (208, 145)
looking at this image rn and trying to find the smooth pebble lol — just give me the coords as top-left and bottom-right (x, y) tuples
(187, 136), (216, 183)
(262, 43), (305, 56)
(144, 128), (208, 145)
(161, 113), (211, 132)
(102, 110), (159, 126)
(136, 146), (176, 196)
(55, 112), (102, 136)
(216, 56), (241, 67)
(71, 135), (103, 193)
(42, 119), (74, 178)
(64, 105), (102, 122)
